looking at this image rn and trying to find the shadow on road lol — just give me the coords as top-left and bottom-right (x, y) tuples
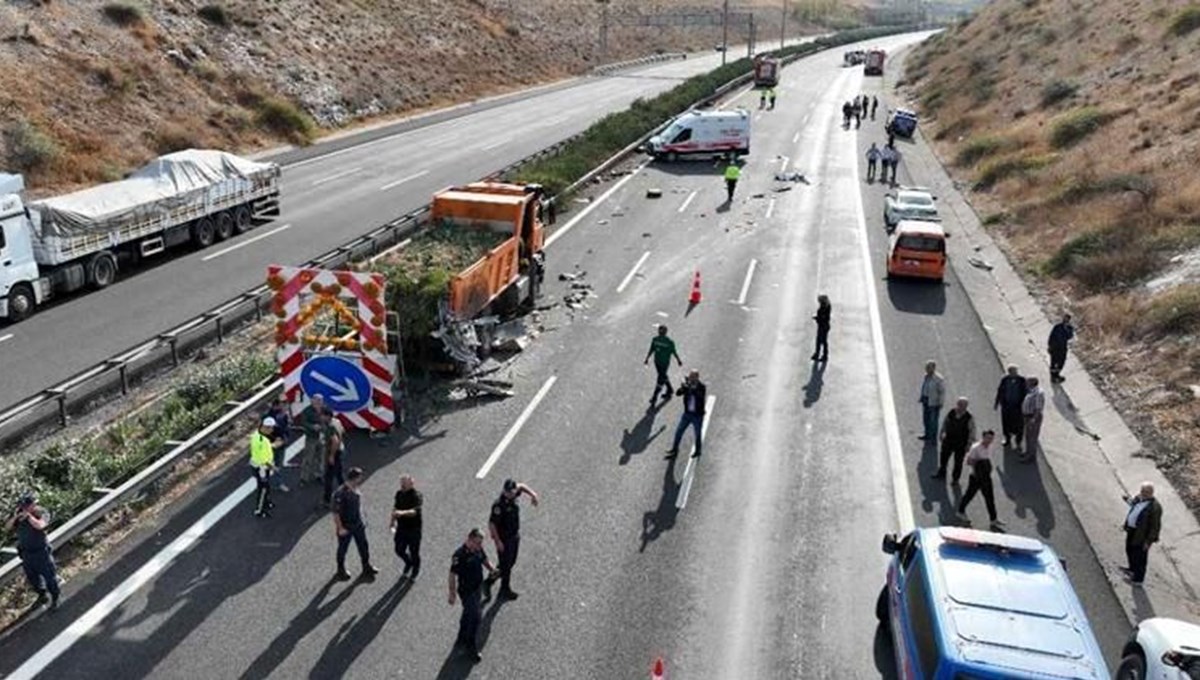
(803, 360), (826, 408)
(885, 278), (947, 316)
(309, 578), (413, 679)
(640, 456), (681, 552)
(619, 403), (666, 466)
(996, 444), (1056, 538)
(916, 440), (961, 525)
(434, 598), (510, 680)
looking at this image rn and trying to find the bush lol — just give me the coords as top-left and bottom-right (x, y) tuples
(154, 123), (201, 154)
(254, 97), (316, 144)
(1072, 249), (1161, 291)
(1168, 6), (1200, 37)
(1049, 107), (1113, 149)
(1040, 79), (1078, 108)
(975, 152), (1056, 190)
(4, 120), (61, 172)
(101, 2), (145, 26)
(198, 4), (230, 27)
(1045, 228), (1113, 275)
(1145, 284), (1200, 335)
(955, 135), (1015, 167)
(1052, 174), (1156, 204)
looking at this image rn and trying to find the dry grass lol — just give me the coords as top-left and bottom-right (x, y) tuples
(905, 0), (1200, 514)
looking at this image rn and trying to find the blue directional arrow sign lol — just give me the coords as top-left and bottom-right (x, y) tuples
(299, 355), (372, 413)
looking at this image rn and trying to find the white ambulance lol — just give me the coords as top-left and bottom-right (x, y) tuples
(646, 110), (751, 161)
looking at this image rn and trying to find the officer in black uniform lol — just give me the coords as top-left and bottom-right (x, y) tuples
(486, 478), (540, 600)
(449, 528), (496, 662)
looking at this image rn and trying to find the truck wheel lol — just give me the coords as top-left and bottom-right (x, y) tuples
(233, 206), (253, 233)
(1115, 652), (1146, 680)
(6, 283), (35, 322)
(88, 252), (118, 289)
(215, 212), (235, 241)
(193, 218), (216, 248)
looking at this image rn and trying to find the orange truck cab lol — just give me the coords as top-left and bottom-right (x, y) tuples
(887, 220), (947, 282)
(430, 182), (547, 319)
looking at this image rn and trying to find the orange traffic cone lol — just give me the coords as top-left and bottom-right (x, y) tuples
(689, 271), (702, 304)
(651, 657), (666, 680)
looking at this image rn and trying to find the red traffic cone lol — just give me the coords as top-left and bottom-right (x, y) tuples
(689, 271), (702, 304)
(651, 657), (666, 679)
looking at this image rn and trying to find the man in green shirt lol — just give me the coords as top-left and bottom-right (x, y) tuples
(644, 325), (683, 406)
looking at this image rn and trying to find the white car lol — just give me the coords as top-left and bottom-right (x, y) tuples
(1116, 617), (1200, 680)
(884, 188), (940, 229)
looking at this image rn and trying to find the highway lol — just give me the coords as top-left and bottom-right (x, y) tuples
(0, 48), (755, 409)
(0, 34), (1132, 679)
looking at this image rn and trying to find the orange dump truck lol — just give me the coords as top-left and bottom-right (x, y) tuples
(430, 182), (547, 320)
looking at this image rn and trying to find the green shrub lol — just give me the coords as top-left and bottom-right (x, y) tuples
(1052, 174), (1156, 204)
(1167, 6), (1200, 37)
(1045, 228), (1112, 275)
(1072, 249), (1162, 291)
(101, 2), (145, 26)
(1049, 107), (1113, 149)
(975, 152), (1056, 189)
(955, 135), (1015, 167)
(982, 212), (1010, 225)
(1040, 79), (1078, 108)
(198, 4), (230, 27)
(4, 120), (61, 172)
(1145, 284), (1200, 335)
(154, 124), (201, 155)
(254, 96), (316, 144)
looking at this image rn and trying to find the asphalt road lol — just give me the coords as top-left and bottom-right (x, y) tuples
(0, 32), (1132, 679)
(0, 47), (757, 409)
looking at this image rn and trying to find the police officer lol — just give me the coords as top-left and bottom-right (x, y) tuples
(449, 528), (497, 662)
(6, 492), (60, 611)
(723, 159), (741, 203)
(487, 479), (540, 600)
(250, 417), (282, 518)
(391, 474), (423, 580)
(332, 466), (380, 581)
(768, 87), (777, 110)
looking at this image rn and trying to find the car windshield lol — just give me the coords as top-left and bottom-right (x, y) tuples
(902, 194), (934, 207)
(896, 235), (944, 252)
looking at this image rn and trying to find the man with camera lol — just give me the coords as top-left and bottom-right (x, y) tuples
(6, 492), (60, 611)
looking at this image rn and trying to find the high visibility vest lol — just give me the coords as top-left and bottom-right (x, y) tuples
(249, 431), (274, 468)
(724, 165), (741, 181)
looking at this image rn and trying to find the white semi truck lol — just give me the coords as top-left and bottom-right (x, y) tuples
(0, 149), (281, 321)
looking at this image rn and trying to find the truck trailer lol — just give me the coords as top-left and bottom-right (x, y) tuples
(864, 49), (886, 76)
(753, 56), (780, 88)
(0, 150), (281, 321)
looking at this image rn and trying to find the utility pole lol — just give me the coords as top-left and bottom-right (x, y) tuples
(748, 13), (755, 59)
(598, 0), (609, 64)
(721, 0), (729, 66)
(780, 0), (786, 50)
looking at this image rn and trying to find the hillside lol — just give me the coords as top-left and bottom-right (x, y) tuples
(903, 1), (1200, 508)
(0, 0), (839, 193)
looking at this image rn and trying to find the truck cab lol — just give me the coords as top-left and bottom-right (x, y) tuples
(0, 174), (45, 322)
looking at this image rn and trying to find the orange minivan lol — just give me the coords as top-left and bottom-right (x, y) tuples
(887, 220), (947, 282)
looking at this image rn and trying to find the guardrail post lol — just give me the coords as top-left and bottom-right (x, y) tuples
(215, 316), (225, 344)
(169, 337), (179, 366)
(51, 389), (68, 426)
(119, 363), (129, 395)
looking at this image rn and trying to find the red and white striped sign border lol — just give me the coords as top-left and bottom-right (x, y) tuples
(267, 265), (396, 431)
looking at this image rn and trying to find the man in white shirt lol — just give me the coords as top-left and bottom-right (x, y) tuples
(1020, 377), (1046, 463)
(957, 430), (1004, 530)
(918, 361), (946, 442)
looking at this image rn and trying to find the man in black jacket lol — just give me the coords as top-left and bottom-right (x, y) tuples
(391, 474), (423, 580)
(811, 295), (831, 362)
(1121, 482), (1163, 587)
(667, 370), (707, 459)
(1048, 313), (1075, 383)
(993, 365), (1027, 449)
(933, 397), (976, 483)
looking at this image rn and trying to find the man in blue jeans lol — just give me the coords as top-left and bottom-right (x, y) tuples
(332, 467), (380, 582)
(666, 370), (708, 459)
(918, 360), (946, 441)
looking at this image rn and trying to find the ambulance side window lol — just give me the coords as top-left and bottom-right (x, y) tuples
(671, 128), (692, 143)
(0, 224), (6, 250)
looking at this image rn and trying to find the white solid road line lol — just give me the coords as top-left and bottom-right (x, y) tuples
(736, 259), (759, 306)
(852, 134), (914, 533)
(379, 169), (430, 191)
(675, 395), (717, 510)
(777, 155), (790, 172)
(617, 251), (651, 294)
(678, 190), (698, 213)
(480, 137), (512, 152)
(765, 198), (776, 220)
(201, 224), (293, 262)
(6, 437), (307, 680)
(476, 375), (557, 479)
(792, 131), (800, 144)
(544, 161), (648, 249)
(0, 333), (13, 344)
(310, 166), (363, 186)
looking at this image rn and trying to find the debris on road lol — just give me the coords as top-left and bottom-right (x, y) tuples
(642, 232), (652, 238)
(559, 271), (582, 281)
(774, 171), (809, 184)
(612, 207), (626, 217)
(646, 188), (663, 198)
(751, 192), (765, 199)
(598, 219), (609, 225)
(574, 197), (592, 205)
(968, 256), (994, 271)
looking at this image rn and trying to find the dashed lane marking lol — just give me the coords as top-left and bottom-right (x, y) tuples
(201, 224), (293, 262)
(617, 251), (651, 294)
(310, 166), (362, 186)
(379, 169), (430, 191)
(678, 190), (698, 213)
(736, 259), (759, 306)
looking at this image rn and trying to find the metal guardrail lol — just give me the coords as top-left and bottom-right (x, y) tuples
(0, 25), (920, 587)
(591, 52), (687, 75)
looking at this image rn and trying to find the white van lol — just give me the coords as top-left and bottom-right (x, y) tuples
(646, 110), (751, 161)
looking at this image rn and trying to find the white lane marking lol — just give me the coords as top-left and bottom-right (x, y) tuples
(310, 166), (362, 186)
(379, 169), (430, 191)
(792, 131), (800, 144)
(201, 224), (293, 262)
(678, 190), (698, 213)
(852, 134), (914, 533)
(6, 437), (307, 680)
(0, 333), (13, 344)
(778, 155), (790, 172)
(544, 161), (648, 249)
(617, 251), (651, 294)
(765, 198), (776, 220)
(476, 375), (557, 479)
(675, 395), (717, 510)
(736, 259), (758, 306)
(480, 137), (512, 152)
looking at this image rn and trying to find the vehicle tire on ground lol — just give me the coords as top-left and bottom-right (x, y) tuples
(193, 217), (216, 248)
(875, 585), (889, 623)
(1114, 652), (1146, 680)
(6, 283), (35, 322)
(87, 251), (118, 289)
(666, 152), (678, 163)
(215, 211), (235, 241)
(233, 205), (253, 233)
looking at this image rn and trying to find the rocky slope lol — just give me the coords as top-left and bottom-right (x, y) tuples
(903, 0), (1200, 508)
